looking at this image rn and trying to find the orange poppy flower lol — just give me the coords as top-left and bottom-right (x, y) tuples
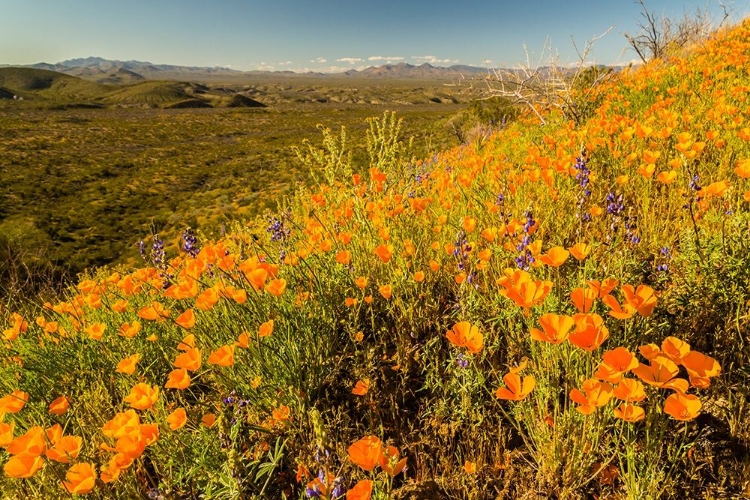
(656, 170), (677, 184)
(336, 250), (351, 265)
(3, 455), (44, 478)
(165, 368), (191, 390)
(569, 314), (609, 351)
(265, 278), (287, 297)
(664, 393), (702, 421)
(63, 462), (97, 495)
(352, 379), (370, 396)
(84, 322), (106, 340)
(481, 227), (498, 242)
(614, 403), (645, 422)
(413, 271), (425, 282)
(570, 379), (613, 414)
(235, 332), (251, 348)
(568, 243), (591, 261)
(661, 336), (690, 364)
(587, 278), (618, 298)
(347, 479), (373, 500)
(175, 309), (196, 329)
(446, 322), (483, 353)
(530, 313), (575, 344)
(208, 345), (235, 367)
(637, 163), (656, 179)
(355, 276), (368, 289)
(102, 410), (141, 439)
(570, 287), (596, 313)
(115, 432), (145, 459)
(137, 302), (171, 321)
(7, 426), (46, 457)
(504, 278), (554, 311)
(681, 351), (721, 387)
(495, 372), (535, 401)
(115, 354), (141, 375)
(613, 378), (646, 402)
(734, 159), (750, 178)
(379, 284), (392, 299)
(166, 408), (188, 430)
(123, 383), (159, 410)
(593, 347), (639, 383)
(174, 347), (202, 371)
(49, 396), (70, 416)
(464, 461), (477, 474)
(374, 244), (394, 263)
(462, 216), (477, 233)
(478, 248), (492, 262)
(347, 435), (383, 471)
(537, 246), (569, 267)
(246, 268), (268, 291)
(0, 390), (29, 414)
(621, 284), (657, 317)
(642, 149), (660, 164)
(195, 288), (220, 311)
(0, 422), (14, 448)
(259, 320), (274, 337)
(638, 343), (662, 361)
(45, 435), (82, 463)
(140, 423), (159, 446)
(272, 405), (290, 423)
(46, 424), (62, 446)
(703, 180), (729, 197)
(601, 294), (635, 319)
(632, 355), (679, 388)
(201, 413), (216, 427)
(118, 321), (141, 338)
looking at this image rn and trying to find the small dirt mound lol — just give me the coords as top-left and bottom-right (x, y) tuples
(164, 99), (212, 109)
(224, 94), (266, 108)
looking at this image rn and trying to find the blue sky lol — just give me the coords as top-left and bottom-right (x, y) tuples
(1, 1), (747, 72)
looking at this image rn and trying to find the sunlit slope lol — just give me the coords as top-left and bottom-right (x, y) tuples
(1, 20), (749, 500)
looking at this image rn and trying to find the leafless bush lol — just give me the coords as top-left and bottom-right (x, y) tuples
(624, 0), (729, 63)
(0, 235), (68, 305)
(475, 27), (615, 126)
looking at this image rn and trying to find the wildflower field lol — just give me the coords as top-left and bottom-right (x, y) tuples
(2, 20), (750, 500)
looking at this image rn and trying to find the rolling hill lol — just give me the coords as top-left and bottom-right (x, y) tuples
(0, 67), (265, 108)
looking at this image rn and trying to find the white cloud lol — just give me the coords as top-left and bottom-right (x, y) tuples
(278, 61), (293, 66)
(336, 57), (363, 64)
(481, 59), (493, 66)
(310, 57), (327, 63)
(411, 55), (457, 64)
(368, 56), (404, 61)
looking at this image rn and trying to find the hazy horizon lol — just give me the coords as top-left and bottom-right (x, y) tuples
(1, 0), (747, 73)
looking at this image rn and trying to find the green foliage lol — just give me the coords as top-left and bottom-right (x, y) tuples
(0, 94), (463, 299)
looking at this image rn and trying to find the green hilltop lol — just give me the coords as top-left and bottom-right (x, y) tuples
(0, 67), (265, 109)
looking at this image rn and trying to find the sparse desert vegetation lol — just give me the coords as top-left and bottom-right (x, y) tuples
(0, 70), (486, 299)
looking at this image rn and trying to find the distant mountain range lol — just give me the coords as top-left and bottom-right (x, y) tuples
(0, 57), (503, 83)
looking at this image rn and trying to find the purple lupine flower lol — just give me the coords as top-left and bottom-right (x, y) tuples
(266, 216), (290, 242)
(181, 227), (200, 257)
(137, 240), (147, 261)
(457, 353), (469, 368)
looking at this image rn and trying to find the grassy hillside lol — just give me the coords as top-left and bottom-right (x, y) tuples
(2, 20), (750, 500)
(0, 100), (467, 300)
